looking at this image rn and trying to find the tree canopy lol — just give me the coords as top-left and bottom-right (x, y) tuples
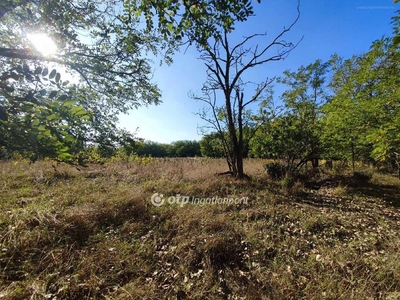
(0, 0), (166, 162)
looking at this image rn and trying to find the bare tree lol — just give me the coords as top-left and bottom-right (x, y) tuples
(192, 2), (302, 178)
(193, 80), (273, 175)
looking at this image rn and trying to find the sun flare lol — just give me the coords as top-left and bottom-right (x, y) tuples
(27, 33), (58, 56)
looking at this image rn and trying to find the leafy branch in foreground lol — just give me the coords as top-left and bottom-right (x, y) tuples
(0, 0), (169, 162)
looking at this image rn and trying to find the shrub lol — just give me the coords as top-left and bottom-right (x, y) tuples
(282, 173), (296, 190)
(0, 147), (9, 160)
(264, 162), (286, 180)
(353, 171), (372, 183)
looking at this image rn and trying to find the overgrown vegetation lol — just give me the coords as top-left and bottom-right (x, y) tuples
(1, 158), (399, 299)
(1, 1), (399, 179)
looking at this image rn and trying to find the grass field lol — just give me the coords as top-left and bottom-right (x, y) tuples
(1, 158), (400, 299)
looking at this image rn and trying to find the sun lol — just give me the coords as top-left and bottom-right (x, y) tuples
(27, 33), (58, 56)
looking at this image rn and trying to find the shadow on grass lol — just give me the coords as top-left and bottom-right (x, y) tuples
(295, 174), (400, 214)
(349, 182), (400, 208)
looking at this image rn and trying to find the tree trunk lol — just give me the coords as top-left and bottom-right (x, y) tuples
(394, 152), (400, 180)
(312, 157), (319, 169)
(236, 155), (244, 178)
(236, 91), (245, 178)
(351, 141), (355, 174)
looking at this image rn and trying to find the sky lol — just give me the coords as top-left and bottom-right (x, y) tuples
(118, 0), (397, 144)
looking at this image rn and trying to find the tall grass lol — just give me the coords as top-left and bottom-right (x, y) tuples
(0, 158), (399, 299)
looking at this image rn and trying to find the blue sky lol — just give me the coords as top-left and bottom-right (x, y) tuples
(119, 0), (397, 144)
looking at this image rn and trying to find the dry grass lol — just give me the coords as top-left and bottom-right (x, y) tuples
(0, 158), (400, 299)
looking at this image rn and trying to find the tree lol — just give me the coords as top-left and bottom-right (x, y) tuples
(128, 0), (300, 178)
(323, 36), (400, 176)
(277, 59), (330, 169)
(250, 111), (320, 171)
(321, 55), (372, 171)
(128, 0), (256, 48)
(167, 140), (201, 157)
(0, 0), (165, 162)
(190, 2), (301, 178)
(136, 141), (169, 158)
(200, 132), (228, 158)
(0, 0), (162, 105)
(323, 6), (400, 175)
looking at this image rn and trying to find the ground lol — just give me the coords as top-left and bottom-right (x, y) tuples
(0, 158), (399, 299)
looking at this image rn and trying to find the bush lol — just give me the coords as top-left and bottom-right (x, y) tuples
(282, 173), (296, 190)
(0, 147), (9, 160)
(353, 171), (372, 183)
(265, 162), (286, 180)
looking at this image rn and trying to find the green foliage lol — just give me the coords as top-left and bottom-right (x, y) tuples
(323, 37), (400, 169)
(128, 0), (255, 48)
(135, 140), (201, 158)
(200, 132), (227, 157)
(0, 0), (164, 163)
(0, 0), (162, 107)
(282, 173), (296, 190)
(167, 140), (201, 157)
(251, 60), (329, 171)
(253, 32), (399, 177)
(264, 162), (286, 180)
(0, 64), (88, 162)
(136, 141), (169, 157)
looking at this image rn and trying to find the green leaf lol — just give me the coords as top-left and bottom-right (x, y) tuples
(71, 105), (87, 116)
(55, 73), (61, 83)
(63, 135), (75, 142)
(42, 68), (49, 76)
(39, 89), (47, 96)
(57, 94), (69, 101)
(57, 152), (72, 160)
(57, 146), (70, 154)
(23, 64), (30, 73)
(47, 114), (58, 120)
(75, 110), (87, 116)
(42, 130), (51, 136)
(70, 105), (85, 113)
(34, 67), (43, 75)
(62, 100), (76, 107)
(49, 69), (57, 79)
(49, 91), (58, 99)
(16, 65), (23, 73)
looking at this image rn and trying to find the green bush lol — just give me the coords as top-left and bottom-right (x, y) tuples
(282, 173), (296, 189)
(265, 162), (286, 180)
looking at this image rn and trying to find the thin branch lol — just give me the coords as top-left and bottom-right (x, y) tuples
(242, 78), (274, 108)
